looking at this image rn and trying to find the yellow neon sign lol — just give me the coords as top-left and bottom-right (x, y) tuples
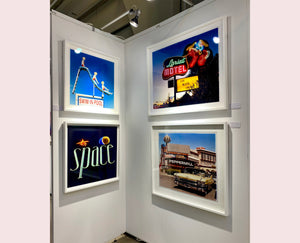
(177, 76), (199, 92)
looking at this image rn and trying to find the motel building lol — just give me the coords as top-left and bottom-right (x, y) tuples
(160, 143), (216, 176)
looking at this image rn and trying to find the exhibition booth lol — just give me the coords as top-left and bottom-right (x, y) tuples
(51, 0), (249, 242)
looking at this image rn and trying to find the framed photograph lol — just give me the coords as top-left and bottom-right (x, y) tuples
(148, 17), (227, 116)
(151, 122), (228, 215)
(64, 121), (119, 193)
(64, 40), (119, 114)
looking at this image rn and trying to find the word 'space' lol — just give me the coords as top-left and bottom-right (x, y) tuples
(71, 143), (115, 179)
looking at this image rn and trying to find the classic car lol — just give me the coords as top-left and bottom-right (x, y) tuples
(174, 172), (214, 195)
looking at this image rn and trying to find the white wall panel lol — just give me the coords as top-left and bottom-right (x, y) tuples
(124, 0), (250, 242)
(51, 0), (250, 241)
(51, 12), (126, 243)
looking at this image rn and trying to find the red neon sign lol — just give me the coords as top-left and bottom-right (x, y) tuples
(162, 56), (188, 80)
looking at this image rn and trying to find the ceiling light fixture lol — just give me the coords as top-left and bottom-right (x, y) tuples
(129, 15), (139, 28)
(100, 6), (141, 30)
(129, 9), (141, 28)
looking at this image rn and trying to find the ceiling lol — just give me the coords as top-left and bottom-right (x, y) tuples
(50, 0), (204, 39)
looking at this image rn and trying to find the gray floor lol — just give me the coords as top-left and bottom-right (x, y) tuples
(108, 233), (146, 243)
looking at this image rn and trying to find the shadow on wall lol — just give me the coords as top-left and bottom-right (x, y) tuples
(57, 124), (120, 207)
(152, 194), (232, 231)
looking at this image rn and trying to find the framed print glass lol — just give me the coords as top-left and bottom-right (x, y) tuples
(148, 17), (228, 116)
(64, 122), (119, 193)
(151, 121), (228, 215)
(64, 41), (119, 114)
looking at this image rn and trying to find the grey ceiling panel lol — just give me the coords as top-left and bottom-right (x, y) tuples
(50, 0), (204, 39)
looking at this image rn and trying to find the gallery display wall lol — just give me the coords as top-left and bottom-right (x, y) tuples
(51, 12), (126, 243)
(124, 0), (249, 242)
(51, 0), (249, 242)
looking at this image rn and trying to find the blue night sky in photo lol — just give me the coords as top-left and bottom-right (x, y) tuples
(159, 133), (216, 152)
(152, 28), (219, 102)
(70, 49), (114, 108)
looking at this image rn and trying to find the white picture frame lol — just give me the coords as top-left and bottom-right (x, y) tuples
(151, 121), (228, 216)
(63, 121), (120, 193)
(63, 40), (119, 115)
(147, 16), (228, 116)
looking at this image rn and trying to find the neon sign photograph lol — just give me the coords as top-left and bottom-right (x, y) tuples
(64, 122), (119, 193)
(148, 17), (228, 116)
(151, 122), (229, 215)
(64, 41), (119, 114)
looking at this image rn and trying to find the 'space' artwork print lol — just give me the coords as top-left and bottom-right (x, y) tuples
(65, 124), (118, 192)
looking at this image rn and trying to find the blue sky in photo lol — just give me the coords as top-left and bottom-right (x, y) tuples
(159, 132), (216, 152)
(70, 49), (115, 108)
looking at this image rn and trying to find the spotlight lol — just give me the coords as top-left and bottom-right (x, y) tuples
(130, 15), (139, 28)
(129, 8), (141, 28)
(100, 6), (141, 31)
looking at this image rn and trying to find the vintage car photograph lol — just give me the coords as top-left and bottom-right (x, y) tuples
(158, 132), (217, 200)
